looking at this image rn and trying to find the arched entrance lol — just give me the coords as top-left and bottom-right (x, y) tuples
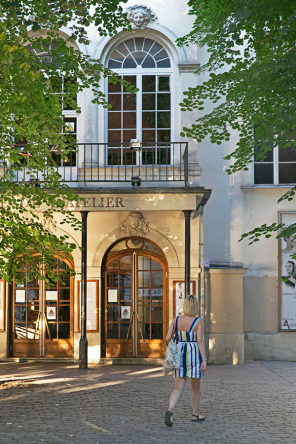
(10, 255), (74, 358)
(102, 237), (168, 358)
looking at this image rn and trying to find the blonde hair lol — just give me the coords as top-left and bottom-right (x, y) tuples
(183, 294), (199, 316)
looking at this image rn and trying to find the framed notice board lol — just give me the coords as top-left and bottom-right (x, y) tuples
(77, 280), (99, 332)
(0, 280), (5, 331)
(173, 281), (195, 317)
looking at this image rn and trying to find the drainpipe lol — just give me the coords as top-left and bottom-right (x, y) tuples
(184, 210), (192, 297)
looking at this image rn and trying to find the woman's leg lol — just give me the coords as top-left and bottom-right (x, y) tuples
(168, 377), (186, 411)
(191, 378), (201, 416)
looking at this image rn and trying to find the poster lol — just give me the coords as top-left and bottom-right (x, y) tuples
(46, 290), (58, 301)
(108, 289), (118, 303)
(280, 212), (296, 330)
(174, 281), (195, 317)
(46, 306), (56, 320)
(78, 281), (98, 332)
(15, 289), (26, 303)
(121, 306), (131, 320)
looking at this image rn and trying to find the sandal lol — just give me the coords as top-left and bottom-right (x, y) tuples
(165, 409), (173, 427)
(191, 414), (205, 422)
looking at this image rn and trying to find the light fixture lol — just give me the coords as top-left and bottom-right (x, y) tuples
(130, 139), (141, 151)
(131, 176), (141, 187)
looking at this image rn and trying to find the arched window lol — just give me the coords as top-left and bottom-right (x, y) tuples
(107, 36), (173, 166)
(108, 37), (170, 69)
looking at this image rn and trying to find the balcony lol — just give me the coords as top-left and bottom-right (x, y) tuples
(4, 142), (189, 187)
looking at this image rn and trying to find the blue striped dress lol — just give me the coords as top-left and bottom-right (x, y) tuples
(173, 316), (204, 379)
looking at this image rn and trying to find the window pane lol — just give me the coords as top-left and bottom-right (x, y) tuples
(142, 55), (156, 68)
(58, 323), (70, 339)
(110, 49), (125, 63)
(133, 51), (146, 65)
(254, 163), (273, 184)
(154, 49), (168, 61)
(108, 94), (121, 111)
(120, 288), (131, 301)
(108, 60), (122, 69)
(120, 255), (132, 270)
(124, 39), (135, 52)
(138, 256), (150, 270)
(108, 130), (121, 143)
(142, 130), (156, 143)
(123, 112), (136, 128)
(151, 323), (163, 339)
(120, 322), (129, 340)
(254, 146), (273, 162)
(142, 112), (155, 128)
(107, 322), (119, 339)
(108, 112), (121, 129)
(143, 38), (155, 52)
(107, 305), (118, 322)
(15, 307), (26, 322)
(123, 55), (137, 68)
(122, 130), (136, 143)
(149, 42), (163, 56)
(138, 271), (150, 287)
(115, 43), (129, 57)
(157, 59), (171, 68)
(123, 76), (136, 91)
(151, 271), (163, 287)
(138, 306), (150, 323)
(151, 307), (163, 322)
(142, 94), (155, 110)
(157, 130), (170, 143)
(158, 77), (170, 92)
(142, 75), (155, 92)
(135, 37), (144, 50)
(108, 77), (121, 93)
(279, 145), (296, 161)
(157, 112), (170, 128)
(279, 164), (296, 184)
(139, 323), (150, 340)
(47, 323), (57, 339)
(123, 94), (136, 110)
(58, 306), (70, 322)
(157, 94), (170, 110)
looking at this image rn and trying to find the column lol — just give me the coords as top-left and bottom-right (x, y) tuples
(79, 211), (89, 369)
(184, 210), (192, 297)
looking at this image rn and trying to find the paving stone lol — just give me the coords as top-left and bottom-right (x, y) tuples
(0, 361), (295, 443)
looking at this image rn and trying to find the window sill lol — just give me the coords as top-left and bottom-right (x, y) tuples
(241, 185), (296, 189)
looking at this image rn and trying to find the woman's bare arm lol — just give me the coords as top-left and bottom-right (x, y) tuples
(166, 319), (175, 341)
(196, 318), (207, 371)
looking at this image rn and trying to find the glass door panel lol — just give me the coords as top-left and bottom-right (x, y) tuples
(12, 258), (73, 358)
(104, 243), (167, 358)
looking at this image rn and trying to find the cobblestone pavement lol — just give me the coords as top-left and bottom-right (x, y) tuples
(0, 360), (296, 444)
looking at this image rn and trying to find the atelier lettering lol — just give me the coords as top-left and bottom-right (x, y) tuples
(74, 196), (125, 208)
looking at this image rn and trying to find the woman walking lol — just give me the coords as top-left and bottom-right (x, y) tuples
(164, 294), (206, 427)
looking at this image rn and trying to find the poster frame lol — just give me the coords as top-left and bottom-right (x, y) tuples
(173, 281), (196, 318)
(0, 280), (5, 332)
(278, 211), (296, 332)
(77, 280), (99, 333)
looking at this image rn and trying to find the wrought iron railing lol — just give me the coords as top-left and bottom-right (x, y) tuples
(2, 142), (189, 186)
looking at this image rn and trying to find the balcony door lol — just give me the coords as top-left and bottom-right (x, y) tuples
(102, 238), (168, 358)
(107, 36), (172, 166)
(11, 257), (74, 358)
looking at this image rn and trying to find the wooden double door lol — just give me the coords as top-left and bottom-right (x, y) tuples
(11, 257), (74, 358)
(103, 246), (167, 358)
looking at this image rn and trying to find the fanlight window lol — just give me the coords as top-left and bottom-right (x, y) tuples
(108, 38), (171, 69)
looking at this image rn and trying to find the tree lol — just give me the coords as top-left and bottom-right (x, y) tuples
(178, 0), (296, 246)
(0, 0), (134, 282)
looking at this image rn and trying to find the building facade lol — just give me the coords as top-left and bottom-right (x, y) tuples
(0, 0), (295, 364)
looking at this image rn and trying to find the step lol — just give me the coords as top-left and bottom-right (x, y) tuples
(99, 357), (163, 365)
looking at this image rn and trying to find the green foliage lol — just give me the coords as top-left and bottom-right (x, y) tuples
(179, 0), (296, 245)
(0, 0), (130, 282)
